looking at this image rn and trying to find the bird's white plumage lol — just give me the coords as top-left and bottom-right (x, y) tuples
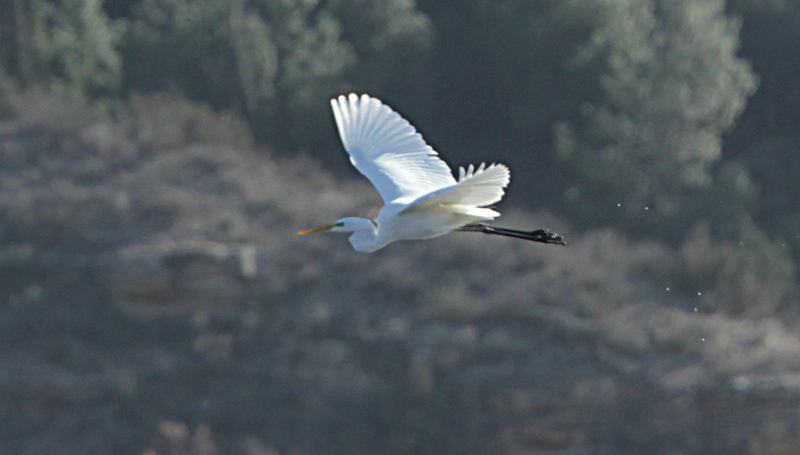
(405, 162), (510, 212)
(301, 93), (512, 252)
(331, 94), (457, 204)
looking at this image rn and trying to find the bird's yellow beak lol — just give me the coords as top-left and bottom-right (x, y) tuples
(298, 224), (336, 235)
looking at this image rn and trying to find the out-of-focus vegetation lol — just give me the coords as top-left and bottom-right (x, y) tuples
(555, 0), (757, 224)
(1, 0), (800, 454)
(1, 0), (796, 238)
(2, 87), (799, 455)
(56, 0), (800, 306)
(0, 0), (121, 103)
(2, 0), (796, 244)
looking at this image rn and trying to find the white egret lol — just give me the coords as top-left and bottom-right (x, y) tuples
(299, 94), (565, 252)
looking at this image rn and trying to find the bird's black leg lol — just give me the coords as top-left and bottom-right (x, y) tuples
(458, 223), (567, 245)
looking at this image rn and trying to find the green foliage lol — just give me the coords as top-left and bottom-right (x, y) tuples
(44, 0), (122, 100)
(124, 0), (265, 107)
(259, 0), (356, 145)
(554, 0), (758, 223)
(328, 0), (432, 98)
(125, 0), (346, 148)
(122, 0), (431, 150)
(0, 0), (122, 104)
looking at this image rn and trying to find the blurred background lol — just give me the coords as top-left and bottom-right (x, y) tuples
(1, 0), (799, 454)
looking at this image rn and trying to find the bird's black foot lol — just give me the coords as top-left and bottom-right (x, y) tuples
(528, 229), (567, 245)
(458, 223), (567, 245)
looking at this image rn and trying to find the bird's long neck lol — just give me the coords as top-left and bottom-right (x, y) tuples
(345, 217), (384, 253)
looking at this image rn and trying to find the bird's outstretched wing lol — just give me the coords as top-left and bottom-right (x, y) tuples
(331, 94), (457, 204)
(403, 163), (510, 211)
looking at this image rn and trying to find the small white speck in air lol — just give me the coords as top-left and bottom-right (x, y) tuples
(701, 338), (706, 342)
(693, 308), (698, 312)
(644, 206), (649, 211)
(666, 287), (670, 291)
(617, 203), (622, 207)
(697, 292), (702, 296)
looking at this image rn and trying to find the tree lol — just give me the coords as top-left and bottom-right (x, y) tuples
(125, 0), (284, 141)
(553, 0), (757, 224)
(0, 0), (121, 102)
(122, 0), (432, 151)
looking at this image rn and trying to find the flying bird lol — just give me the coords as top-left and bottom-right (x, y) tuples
(299, 94), (565, 252)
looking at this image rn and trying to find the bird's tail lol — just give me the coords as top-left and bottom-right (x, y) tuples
(452, 163), (510, 207)
(405, 163), (510, 213)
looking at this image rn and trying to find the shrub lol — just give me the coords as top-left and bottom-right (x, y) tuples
(123, 92), (254, 150)
(672, 216), (796, 317)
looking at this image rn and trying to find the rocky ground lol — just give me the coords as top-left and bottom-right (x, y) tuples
(1, 93), (799, 455)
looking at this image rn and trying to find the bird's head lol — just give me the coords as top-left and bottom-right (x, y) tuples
(299, 217), (381, 252)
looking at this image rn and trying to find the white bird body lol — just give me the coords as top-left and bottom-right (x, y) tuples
(330, 169), (508, 252)
(299, 94), (565, 252)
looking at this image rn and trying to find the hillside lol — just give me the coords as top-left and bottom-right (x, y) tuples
(1, 92), (799, 455)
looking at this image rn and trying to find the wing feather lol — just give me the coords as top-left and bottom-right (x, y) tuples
(331, 94), (456, 204)
(404, 163), (510, 211)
